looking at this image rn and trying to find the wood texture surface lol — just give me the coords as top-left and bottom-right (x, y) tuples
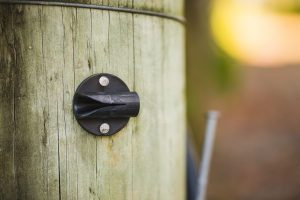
(0, 3), (185, 200)
(5, 0), (184, 16)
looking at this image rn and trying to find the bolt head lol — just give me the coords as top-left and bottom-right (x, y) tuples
(99, 123), (110, 134)
(99, 76), (109, 86)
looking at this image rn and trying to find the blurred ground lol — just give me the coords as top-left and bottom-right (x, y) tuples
(207, 67), (300, 200)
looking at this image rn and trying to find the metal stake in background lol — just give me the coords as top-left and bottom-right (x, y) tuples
(196, 111), (220, 200)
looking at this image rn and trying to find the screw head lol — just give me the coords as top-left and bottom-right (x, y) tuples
(99, 76), (109, 86)
(99, 123), (110, 134)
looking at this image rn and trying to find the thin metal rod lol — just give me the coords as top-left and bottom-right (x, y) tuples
(0, 0), (186, 24)
(196, 111), (220, 200)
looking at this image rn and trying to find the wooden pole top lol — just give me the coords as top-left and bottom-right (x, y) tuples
(0, 0), (184, 18)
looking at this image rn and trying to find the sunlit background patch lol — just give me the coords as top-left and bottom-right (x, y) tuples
(210, 0), (300, 67)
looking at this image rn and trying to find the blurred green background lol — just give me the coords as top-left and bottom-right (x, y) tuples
(186, 0), (300, 199)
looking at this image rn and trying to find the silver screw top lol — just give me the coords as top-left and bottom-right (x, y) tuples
(99, 76), (109, 86)
(99, 123), (110, 134)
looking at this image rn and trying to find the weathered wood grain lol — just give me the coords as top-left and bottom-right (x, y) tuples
(0, 2), (185, 200)
(132, 0), (184, 16)
(23, 0), (184, 16)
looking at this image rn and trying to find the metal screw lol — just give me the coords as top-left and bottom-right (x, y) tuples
(99, 76), (109, 86)
(99, 123), (110, 134)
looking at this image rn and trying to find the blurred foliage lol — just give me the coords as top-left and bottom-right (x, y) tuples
(185, 0), (239, 150)
(186, 0), (300, 144)
(266, 0), (300, 13)
(211, 49), (237, 92)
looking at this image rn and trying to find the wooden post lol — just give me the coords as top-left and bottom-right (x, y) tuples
(0, 1), (186, 199)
